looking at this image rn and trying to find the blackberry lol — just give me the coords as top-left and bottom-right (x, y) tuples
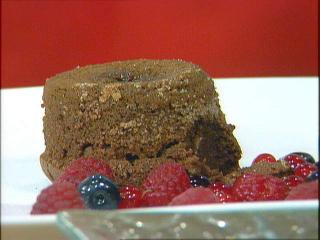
(78, 175), (120, 209)
(189, 175), (210, 187)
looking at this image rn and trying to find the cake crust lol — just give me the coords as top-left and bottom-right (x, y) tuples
(41, 59), (242, 186)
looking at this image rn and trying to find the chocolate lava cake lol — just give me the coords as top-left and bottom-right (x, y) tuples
(40, 59), (242, 186)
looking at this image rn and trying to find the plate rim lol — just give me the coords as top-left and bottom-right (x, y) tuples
(2, 199), (318, 225)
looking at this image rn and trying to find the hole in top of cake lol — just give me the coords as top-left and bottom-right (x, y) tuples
(125, 153), (139, 164)
(97, 71), (139, 83)
(95, 66), (160, 83)
(156, 140), (179, 158)
(115, 73), (135, 82)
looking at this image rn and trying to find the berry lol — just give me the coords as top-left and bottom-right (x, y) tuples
(290, 152), (315, 164)
(232, 173), (289, 201)
(118, 186), (144, 209)
(286, 181), (318, 200)
(212, 188), (238, 203)
(252, 153), (276, 165)
(56, 158), (113, 186)
(306, 171), (319, 182)
(282, 154), (306, 170)
(31, 182), (84, 214)
(169, 187), (218, 206)
(294, 163), (317, 179)
(282, 175), (304, 188)
(142, 162), (191, 206)
(78, 175), (120, 210)
(189, 175), (210, 187)
(209, 182), (238, 203)
(209, 182), (231, 192)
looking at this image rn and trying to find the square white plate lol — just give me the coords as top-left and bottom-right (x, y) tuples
(1, 77), (318, 238)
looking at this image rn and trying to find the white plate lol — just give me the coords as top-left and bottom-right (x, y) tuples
(1, 77), (318, 221)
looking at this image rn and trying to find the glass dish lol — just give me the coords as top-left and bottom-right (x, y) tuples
(57, 200), (319, 239)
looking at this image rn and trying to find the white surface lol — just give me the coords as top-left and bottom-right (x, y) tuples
(1, 87), (51, 219)
(215, 77), (319, 164)
(1, 77), (318, 221)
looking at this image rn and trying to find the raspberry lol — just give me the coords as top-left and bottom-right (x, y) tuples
(142, 162), (191, 206)
(252, 153), (276, 165)
(286, 181), (318, 200)
(56, 158), (113, 186)
(169, 187), (217, 206)
(283, 154), (306, 170)
(118, 186), (144, 209)
(212, 189), (238, 203)
(232, 173), (289, 201)
(282, 175), (304, 188)
(290, 152), (316, 164)
(31, 182), (84, 214)
(294, 163), (317, 179)
(209, 182), (238, 203)
(209, 182), (230, 192)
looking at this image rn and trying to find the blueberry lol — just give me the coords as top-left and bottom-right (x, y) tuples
(306, 171), (319, 182)
(291, 152), (316, 164)
(189, 175), (210, 187)
(78, 175), (120, 210)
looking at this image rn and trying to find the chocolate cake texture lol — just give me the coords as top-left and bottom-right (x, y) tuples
(40, 59), (242, 186)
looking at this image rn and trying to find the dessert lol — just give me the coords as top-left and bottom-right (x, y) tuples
(32, 59), (318, 214)
(40, 59), (241, 186)
(31, 152), (319, 214)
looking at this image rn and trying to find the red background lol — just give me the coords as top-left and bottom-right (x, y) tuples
(1, 0), (318, 88)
